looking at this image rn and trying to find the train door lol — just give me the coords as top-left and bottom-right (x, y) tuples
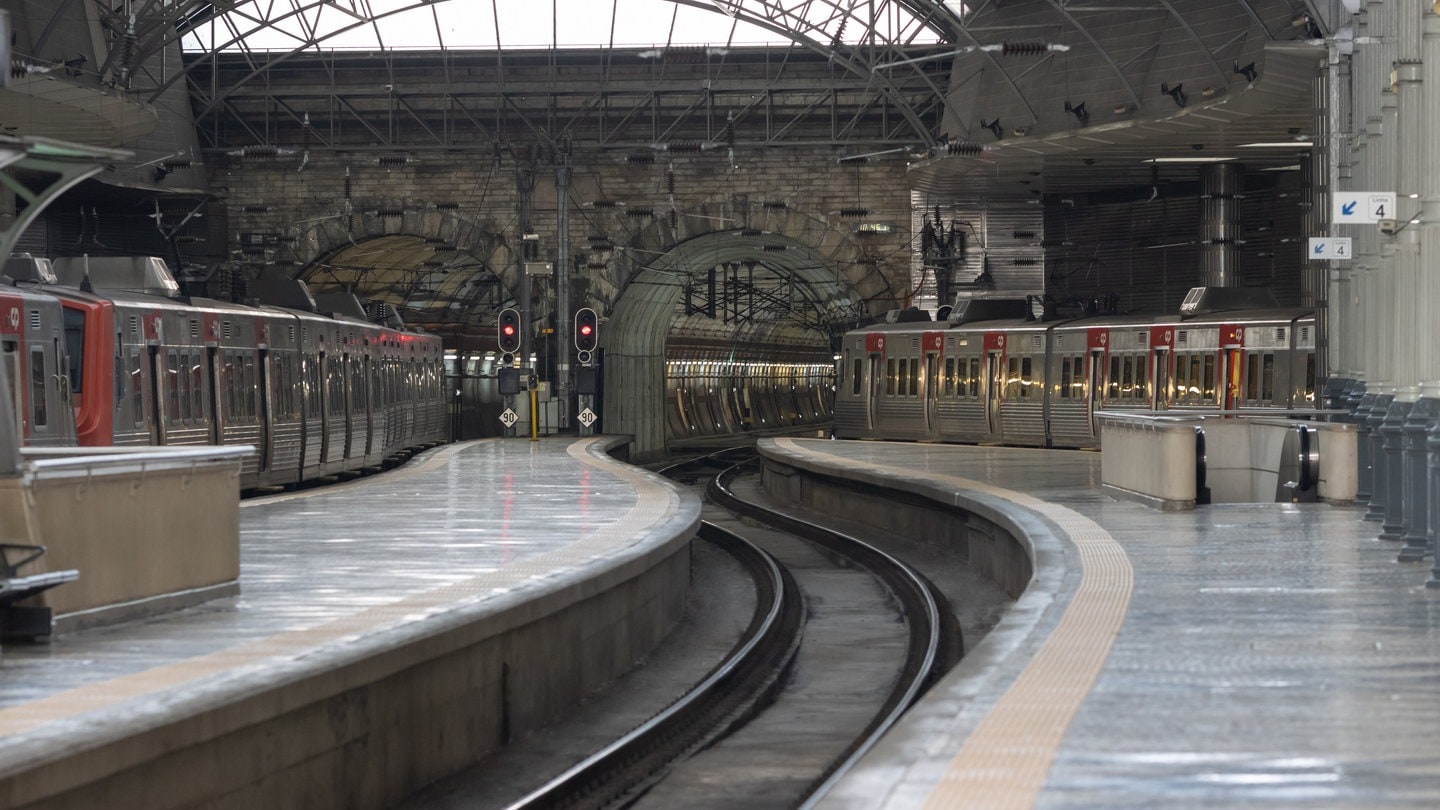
(1086, 328), (1109, 438)
(206, 345), (225, 446)
(1220, 323), (1243, 412)
(317, 349), (331, 463)
(1, 339), (18, 440)
(142, 314), (165, 444)
(923, 331), (943, 435)
(983, 331), (1006, 437)
(1149, 325), (1175, 410)
(864, 332), (885, 431)
(342, 353), (354, 459)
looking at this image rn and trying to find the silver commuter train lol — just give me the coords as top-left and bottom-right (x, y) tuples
(834, 306), (1316, 449)
(4, 254), (448, 489)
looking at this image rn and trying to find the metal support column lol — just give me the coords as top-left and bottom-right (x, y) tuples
(555, 158), (572, 430)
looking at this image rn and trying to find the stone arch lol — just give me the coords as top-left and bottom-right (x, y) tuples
(284, 204), (522, 340)
(602, 228), (864, 459)
(585, 196), (906, 315)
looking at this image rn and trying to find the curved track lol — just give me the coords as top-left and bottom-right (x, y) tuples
(707, 460), (964, 804)
(501, 448), (963, 808)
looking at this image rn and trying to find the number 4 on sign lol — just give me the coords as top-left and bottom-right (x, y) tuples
(1369, 195), (1390, 220)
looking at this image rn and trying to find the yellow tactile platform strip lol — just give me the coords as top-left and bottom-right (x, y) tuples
(0, 438), (681, 741)
(772, 439), (1134, 810)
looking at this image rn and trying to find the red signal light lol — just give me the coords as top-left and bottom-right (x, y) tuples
(497, 308), (521, 353)
(574, 308), (598, 353)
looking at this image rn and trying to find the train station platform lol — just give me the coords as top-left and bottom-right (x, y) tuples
(0, 437), (699, 810)
(757, 438), (1440, 809)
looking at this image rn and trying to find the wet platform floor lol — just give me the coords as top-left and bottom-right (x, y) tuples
(762, 439), (1440, 809)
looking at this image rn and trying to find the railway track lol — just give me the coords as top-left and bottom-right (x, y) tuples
(504, 448), (962, 808)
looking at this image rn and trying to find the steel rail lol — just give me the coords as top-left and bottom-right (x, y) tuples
(706, 460), (959, 808)
(504, 500), (802, 809)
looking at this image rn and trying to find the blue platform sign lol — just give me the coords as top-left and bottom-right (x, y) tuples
(1332, 192), (1395, 224)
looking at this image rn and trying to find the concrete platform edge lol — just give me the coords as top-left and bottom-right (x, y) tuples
(755, 439), (1081, 808)
(0, 437), (702, 810)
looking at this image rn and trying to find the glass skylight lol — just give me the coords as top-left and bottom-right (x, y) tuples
(179, 0), (955, 53)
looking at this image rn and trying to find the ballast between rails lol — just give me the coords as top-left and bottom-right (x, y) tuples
(835, 306), (1318, 449)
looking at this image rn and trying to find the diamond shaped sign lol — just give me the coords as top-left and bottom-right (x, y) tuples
(499, 408), (518, 428)
(577, 408), (596, 427)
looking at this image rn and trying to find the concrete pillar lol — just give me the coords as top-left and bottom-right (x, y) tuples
(1428, 405), (1440, 585)
(1199, 163), (1242, 287)
(1395, 3), (1428, 558)
(1375, 86), (1403, 537)
(1421, 9), (1440, 572)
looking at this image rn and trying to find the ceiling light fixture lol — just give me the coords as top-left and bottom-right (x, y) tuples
(1144, 156), (1235, 164)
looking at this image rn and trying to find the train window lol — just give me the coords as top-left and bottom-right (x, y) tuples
(885, 358), (897, 396)
(1019, 356), (1033, 399)
(275, 356), (289, 418)
(167, 352), (182, 424)
(1004, 356), (1020, 399)
(130, 350), (144, 425)
(29, 347), (47, 428)
(967, 357), (980, 398)
(307, 358), (323, 418)
(1261, 353), (1275, 403)
(241, 355), (251, 420)
(907, 358), (919, 397)
(1202, 355), (1217, 401)
(222, 355), (235, 419)
(1245, 354), (1260, 401)
(353, 358), (367, 412)
(1121, 356), (1134, 399)
(1304, 354), (1316, 402)
(1107, 356), (1120, 400)
(943, 358), (955, 397)
(62, 307), (84, 393)
(1184, 355), (1202, 403)
(191, 357), (204, 421)
(1136, 354), (1149, 401)
(176, 352), (190, 422)
(1060, 357), (1072, 399)
(851, 358), (862, 396)
(181, 352), (194, 422)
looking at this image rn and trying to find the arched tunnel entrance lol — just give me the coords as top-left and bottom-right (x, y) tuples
(296, 233), (516, 439)
(282, 229), (868, 453)
(298, 235), (513, 338)
(603, 231), (862, 460)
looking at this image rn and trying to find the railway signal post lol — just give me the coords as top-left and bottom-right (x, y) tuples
(575, 308), (598, 436)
